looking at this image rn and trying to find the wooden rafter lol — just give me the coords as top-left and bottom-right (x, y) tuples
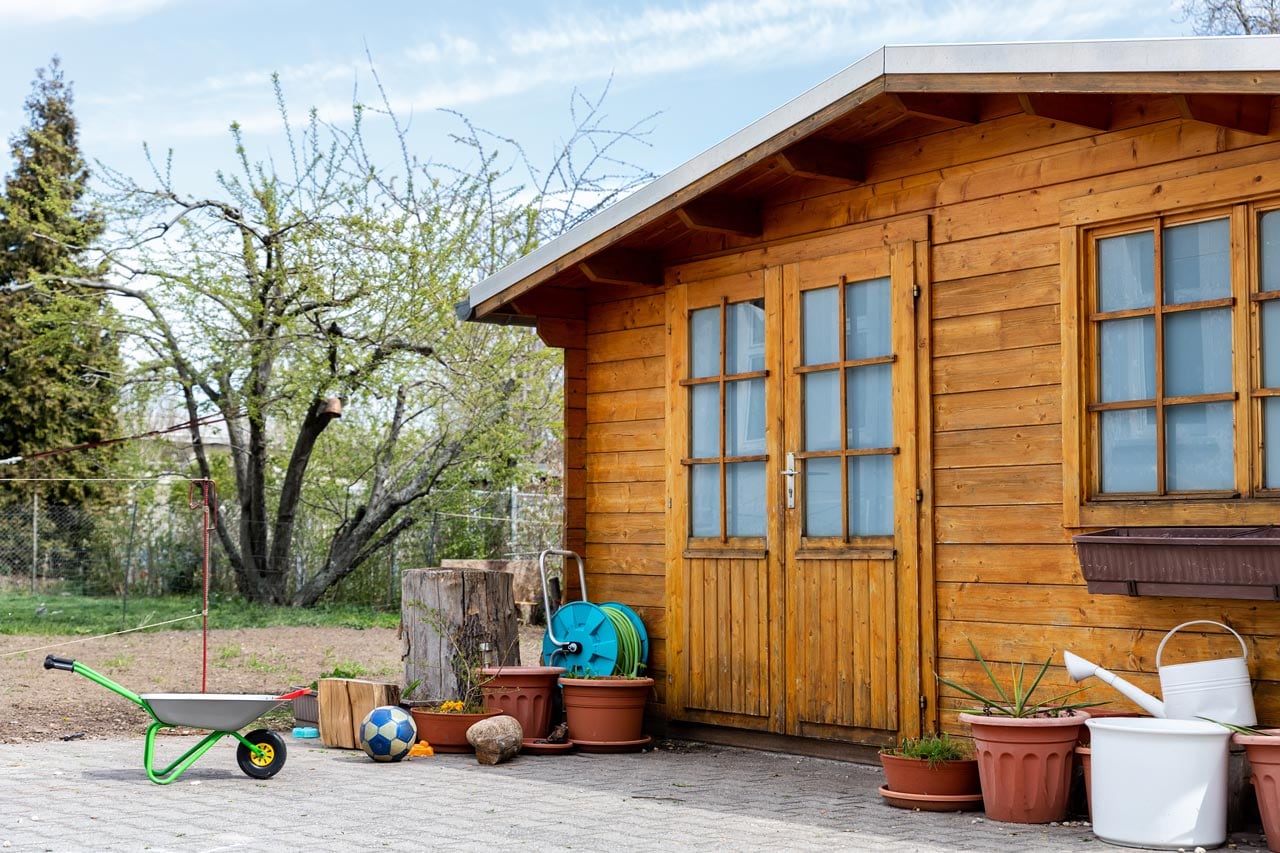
(1173, 93), (1273, 136)
(676, 194), (763, 237)
(1017, 93), (1111, 130)
(578, 247), (663, 287)
(775, 137), (864, 184)
(890, 92), (980, 124)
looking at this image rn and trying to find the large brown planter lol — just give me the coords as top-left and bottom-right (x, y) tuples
(960, 712), (1090, 824)
(409, 707), (504, 753)
(480, 665), (565, 740)
(1233, 730), (1280, 853)
(559, 676), (653, 746)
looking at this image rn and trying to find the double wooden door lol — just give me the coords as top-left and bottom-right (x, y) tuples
(666, 228), (927, 745)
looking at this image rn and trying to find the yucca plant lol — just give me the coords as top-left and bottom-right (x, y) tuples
(938, 638), (1104, 718)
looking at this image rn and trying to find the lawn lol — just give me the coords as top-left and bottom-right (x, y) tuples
(0, 587), (399, 635)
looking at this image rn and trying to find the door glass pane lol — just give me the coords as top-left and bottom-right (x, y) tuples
(1166, 402), (1234, 491)
(1098, 231), (1155, 312)
(726, 378), (765, 456)
(846, 277), (891, 359)
(690, 464), (720, 537)
(804, 457), (841, 537)
(804, 370), (840, 452)
(690, 307), (720, 378)
(1264, 301), (1280, 388)
(1100, 408), (1157, 493)
(1266, 398), (1280, 489)
(1263, 210), (1280, 293)
(849, 455), (893, 536)
(726, 461), (765, 536)
(690, 384), (719, 458)
(1099, 316), (1155, 402)
(726, 299), (766, 374)
(802, 287), (839, 365)
(846, 363), (892, 449)
(1164, 308), (1232, 396)
(1164, 219), (1230, 304)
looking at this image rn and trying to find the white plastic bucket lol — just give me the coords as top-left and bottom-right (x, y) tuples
(1088, 717), (1230, 849)
(1157, 620), (1256, 726)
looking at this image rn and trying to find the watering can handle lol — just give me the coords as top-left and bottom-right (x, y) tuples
(1155, 620), (1248, 668)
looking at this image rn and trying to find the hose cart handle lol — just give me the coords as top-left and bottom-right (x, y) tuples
(44, 655), (75, 672)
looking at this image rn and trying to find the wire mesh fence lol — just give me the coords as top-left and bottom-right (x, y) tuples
(0, 485), (563, 608)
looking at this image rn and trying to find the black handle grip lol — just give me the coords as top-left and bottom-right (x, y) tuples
(44, 655), (75, 672)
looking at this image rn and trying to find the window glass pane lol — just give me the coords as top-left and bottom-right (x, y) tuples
(1266, 398), (1280, 489)
(847, 363), (892, 449)
(726, 378), (765, 456)
(1100, 408), (1157, 493)
(849, 455), (893, 536)
(690, 384), (719, 458)
(1265, 301), (1280, 388)
(802, 287), (839, 366)
(804, 457), (841, 537)
(1166, 402), (1234, 491)
(1164, 308), (1232, 396)
(1261, 210), (1280, 293)
(846, 277), (891, 360)
(690, 307), (720, 378)
(1099, 316), (1155, 402)
(1098, 231), (1154, 312)
(690, 464), (720, 537)
(804, 370), (840, 452)
(726, 299), (766, 374)
(1164, 219), (1230, 304)
(726, 462), (766, 536)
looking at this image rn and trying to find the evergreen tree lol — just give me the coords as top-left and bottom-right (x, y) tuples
(0, 57), (120, 503)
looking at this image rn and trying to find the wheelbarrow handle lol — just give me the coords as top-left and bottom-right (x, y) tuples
(44, 655), (75, 672)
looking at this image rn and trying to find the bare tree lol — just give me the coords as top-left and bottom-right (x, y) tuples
(1181, 0), (1280, 33)
(11, 75), (654, 605)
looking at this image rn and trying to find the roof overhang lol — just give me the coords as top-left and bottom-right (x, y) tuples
(464, 35), (1280, 322)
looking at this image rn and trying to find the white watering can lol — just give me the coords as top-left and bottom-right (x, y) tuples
(1063, 620), (1257, 726)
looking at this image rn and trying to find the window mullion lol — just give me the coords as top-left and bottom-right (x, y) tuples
(719, 297), (728, 544)
(838, 275), (850, 543)
(1154, 223), (1166, 496)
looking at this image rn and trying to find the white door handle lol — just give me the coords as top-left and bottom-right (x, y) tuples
(781, 452), (797, 509)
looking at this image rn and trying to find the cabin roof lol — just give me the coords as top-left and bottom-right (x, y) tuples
(461, 35), (1280, 323)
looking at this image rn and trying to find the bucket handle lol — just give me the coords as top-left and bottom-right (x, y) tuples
(1155, 620), (1249, 668)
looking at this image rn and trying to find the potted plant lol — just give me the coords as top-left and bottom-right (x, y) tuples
(1207, 722), (1280, 853)
(937, 639), (1098, 824)
(559, 667), (654, 753)
(878, 732), (982, 811)
(480, 665), (566, 743)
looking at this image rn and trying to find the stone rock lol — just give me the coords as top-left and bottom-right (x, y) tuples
(467, 715), (523, 765)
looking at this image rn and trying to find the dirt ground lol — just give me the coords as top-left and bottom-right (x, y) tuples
(0, 625), (545, 743)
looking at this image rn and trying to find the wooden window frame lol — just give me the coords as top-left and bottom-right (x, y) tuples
(1062, 164), (1280, 528)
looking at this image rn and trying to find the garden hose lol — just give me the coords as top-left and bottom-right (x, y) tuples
(601, 604), (644, 676)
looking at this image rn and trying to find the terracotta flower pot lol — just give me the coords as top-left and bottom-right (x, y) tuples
(480, 666), (565, 741)
(879, 752), (981, 797)
(960, 711), (1090, 824)
(1233, 730), (1280, 853)
(559, 676), (653, 743)
(409, 707), (504, 753)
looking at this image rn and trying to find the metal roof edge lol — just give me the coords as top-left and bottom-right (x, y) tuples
(468, 35), (1280, 316)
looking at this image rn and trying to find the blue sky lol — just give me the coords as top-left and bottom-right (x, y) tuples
(0, 0), (1192, 199)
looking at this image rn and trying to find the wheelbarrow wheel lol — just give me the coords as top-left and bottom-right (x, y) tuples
(236, 729), (286, 779)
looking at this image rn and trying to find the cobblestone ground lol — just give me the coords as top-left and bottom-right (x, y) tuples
(0, 736), (1271, 852)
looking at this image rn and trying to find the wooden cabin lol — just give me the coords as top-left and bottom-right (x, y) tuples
(460, 36), (1280, 757)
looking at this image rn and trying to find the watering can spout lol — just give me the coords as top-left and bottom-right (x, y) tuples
(1062, 650), (1166, 718)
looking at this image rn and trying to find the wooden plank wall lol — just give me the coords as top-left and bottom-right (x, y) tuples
(583, 284), (669, 706)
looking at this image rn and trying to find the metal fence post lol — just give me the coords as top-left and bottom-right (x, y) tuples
(30, 492), (37, 594)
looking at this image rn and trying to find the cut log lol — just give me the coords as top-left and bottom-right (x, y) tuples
(317, 678), (401, 749)
(401, 568), (519, 705)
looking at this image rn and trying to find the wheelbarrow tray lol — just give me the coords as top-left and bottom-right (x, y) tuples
(141, 693), (290, 730)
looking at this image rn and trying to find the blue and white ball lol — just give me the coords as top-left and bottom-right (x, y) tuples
(359, 705), (417, 762)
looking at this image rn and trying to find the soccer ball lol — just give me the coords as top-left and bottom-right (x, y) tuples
(359, 705), (417, 763)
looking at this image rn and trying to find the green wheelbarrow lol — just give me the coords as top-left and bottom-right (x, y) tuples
(45, 654), (307, 785)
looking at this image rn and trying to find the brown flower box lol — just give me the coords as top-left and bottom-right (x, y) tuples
(1073, 526), (1280, 601)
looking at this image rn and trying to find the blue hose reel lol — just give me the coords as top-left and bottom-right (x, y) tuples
(539, 549), (649, 676)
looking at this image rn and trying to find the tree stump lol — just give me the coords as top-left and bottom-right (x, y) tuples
(401, 568), (519, 705)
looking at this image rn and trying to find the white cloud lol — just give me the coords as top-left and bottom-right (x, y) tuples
(6, 0), (175, 25)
